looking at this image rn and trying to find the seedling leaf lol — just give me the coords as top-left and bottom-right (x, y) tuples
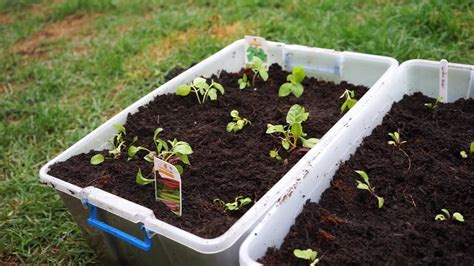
(176, 84), (191, 96)
(136, 168), (154, 185)
(340, 90), (358, 114)
(376, 196), (384, 208)
(279, 66), (305, 98)
(286, 104), (309, 124)
(441, 209), (450, 219)
(293, 248), (319, 265)
(356, 180), (370, 191)
(266, 124), (285, 134)
(355, 170), (369, 184)
(113, 124), (126, 134)
(460, 151), (468, 158)
(291, 66), (305, 83)
(278, 83), (292, 97)
(452, 212), (464, 222)
(90, 154), (104, 165)
(435, 214), (446, 221)
(269, 149), (282, 160)
(301, 137), (319, 148)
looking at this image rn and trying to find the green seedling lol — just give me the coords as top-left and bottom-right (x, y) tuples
(340, 90), (358, 114)
(248, 57), (268, 86)
(90, 154), (105, 165)
(293, 248), (319, 266)
(266, 104), (319, 151)
(90, 124), (127, 164)
(435, 209), (464, 222)
(460, 142), (474, 159)
(424, 96), (443, 109)
(109, 124), (127, 159)
(214, 196), (252, 211)
(142, 128), (193, 174)
(355, 170), (384, 208)
(176, 77), (224, 104)
(387, 130), (411, 169)
(388, 130), (407, 147)
(279, 66), (305, 98)
(269, 149), (282, 161)
(226, 110), (251, 133)
(136, 168), (154, 185)
(238, 73), (250, 90)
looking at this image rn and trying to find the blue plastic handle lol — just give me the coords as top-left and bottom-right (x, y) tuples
(84, 202), (153, 251)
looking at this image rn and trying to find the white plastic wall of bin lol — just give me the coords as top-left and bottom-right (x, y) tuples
(239, 59), (474, 265)
(39, 39), (398, 266)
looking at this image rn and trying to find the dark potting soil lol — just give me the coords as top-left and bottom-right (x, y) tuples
(48, 64), (369, 238)
(260, 93), (474, 265)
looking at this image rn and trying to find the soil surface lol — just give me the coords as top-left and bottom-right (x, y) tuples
(48, 64), (368, 238)
(260, 93), (474, 265)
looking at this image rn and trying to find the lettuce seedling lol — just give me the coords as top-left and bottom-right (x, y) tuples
(226, 110), (251, 133)
(142, 128), (193, 174)
(136, 168), (154, 185)
(435, 209), (464, 222)
(387, 130), (411, 169)
(214, 196), (252, 211)
(293, 248), (319, 266)
(238, 73), (250, 90)
(176, 77), (224, 104)
(90, 124), (127, 164)
(279, 66), (305, 98)
(266, 104), (319, 151)
(388, 130), (407, 147)
(90, 154), (105, 165)
(269, 149), (282, 161)
(340, 90), (358, 114)
(355, 170), (384, 208)
(424, 96), (443, 110)
(460, 142), (474, 159)
(248, 57), (268, 86)
(109, 124), (127, 159)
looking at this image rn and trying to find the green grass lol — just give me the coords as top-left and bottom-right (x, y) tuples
(0, 0), (473, 263)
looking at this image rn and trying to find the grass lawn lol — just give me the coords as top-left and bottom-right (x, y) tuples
(0, 0), (472, 264)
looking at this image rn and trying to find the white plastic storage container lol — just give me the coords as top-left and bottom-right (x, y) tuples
(39, 39), (397, 266)
(239, 59), (474, 265)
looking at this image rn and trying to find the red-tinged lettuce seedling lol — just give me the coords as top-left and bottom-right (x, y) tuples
(355, 170), (384, 208)
(279, 66), (305, 98)
(176, 77), (224, 104)
(266, 104), (318, 151)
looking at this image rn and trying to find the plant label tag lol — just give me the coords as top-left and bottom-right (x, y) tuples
(153, 157), (182, 217)
(245, 35), (269, 67)
(439, 59), (448, 102)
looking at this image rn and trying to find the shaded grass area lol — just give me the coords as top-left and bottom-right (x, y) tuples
(0, 0), (472, 263)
